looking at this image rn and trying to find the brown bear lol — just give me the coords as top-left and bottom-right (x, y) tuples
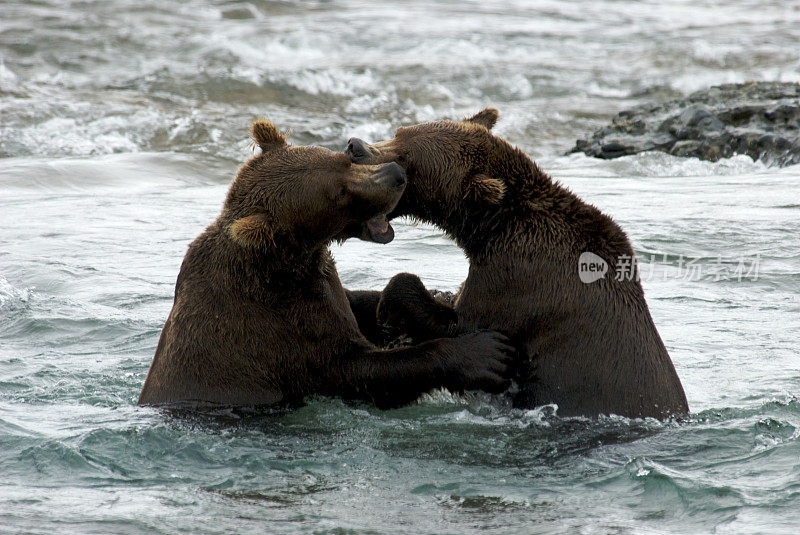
(138, 120), (515, 409)
(345, 109), (689, 419)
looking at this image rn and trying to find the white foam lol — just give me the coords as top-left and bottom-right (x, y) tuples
(15, 110), (164, 158)
(343, 120), (394, 145)
(0, 60), (20, 91)
(548, 151), (769, 179)
(276, 68), (380, 97)
(0, 276), (33, 309)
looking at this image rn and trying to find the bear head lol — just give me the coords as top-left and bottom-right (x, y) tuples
(344, 108), (506, 220)
(225, 120), (406, 252)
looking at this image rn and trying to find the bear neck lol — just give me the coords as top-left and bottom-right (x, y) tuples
(211, 221), (335, 290)
(245, 243), (334, 285)
(432, 145), (629, 266)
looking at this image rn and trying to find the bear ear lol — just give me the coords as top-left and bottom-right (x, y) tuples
(251, 120), (287, 152)
(229, 213), (275, 248)
(465, 174), (505, 204)
(465, 108), (499, 130)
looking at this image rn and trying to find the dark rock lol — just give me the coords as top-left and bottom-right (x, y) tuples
(221, 6), (257, 19)
(599, 141), (632, 159)
(571, 81), (800, 167)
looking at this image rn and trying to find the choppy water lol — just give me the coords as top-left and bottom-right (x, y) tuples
(1, 1), (799, 533)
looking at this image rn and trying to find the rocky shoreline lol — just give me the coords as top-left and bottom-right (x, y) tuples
(572, 82), (800, 167)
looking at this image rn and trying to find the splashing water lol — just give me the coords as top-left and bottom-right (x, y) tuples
(1, 1), (799, 533)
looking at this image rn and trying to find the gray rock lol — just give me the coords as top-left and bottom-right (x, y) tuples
(571, 82), (800, 167)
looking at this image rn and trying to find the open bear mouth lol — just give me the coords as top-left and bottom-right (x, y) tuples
(365, 215), (395, 244)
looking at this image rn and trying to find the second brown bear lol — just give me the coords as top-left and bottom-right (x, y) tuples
(346, 109), (689, 420)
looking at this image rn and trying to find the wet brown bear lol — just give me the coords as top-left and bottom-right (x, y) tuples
(345, 109), (689, 419)
(138, 120), (515, 409)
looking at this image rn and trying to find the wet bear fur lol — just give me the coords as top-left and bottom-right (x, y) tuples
(346, 109), (689, 419)
(138, 120), (514, 409)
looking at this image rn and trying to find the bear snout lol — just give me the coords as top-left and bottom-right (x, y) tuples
(346, 137), (370, 162)
(377, 162), (406, 189)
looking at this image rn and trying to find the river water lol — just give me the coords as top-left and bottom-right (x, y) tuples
(1, 1), (799, 533)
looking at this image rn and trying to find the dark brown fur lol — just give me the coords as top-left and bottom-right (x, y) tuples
(346, 110), (689, 419)
(138, 120), (515, 409)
